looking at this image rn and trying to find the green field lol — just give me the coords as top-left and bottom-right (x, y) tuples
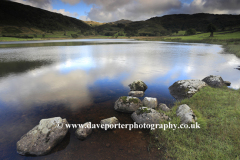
(151, 86), (240, 159)
(134, 31), (240, 57)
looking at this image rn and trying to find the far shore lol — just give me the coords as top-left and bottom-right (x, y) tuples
(1, 33), (240, 58)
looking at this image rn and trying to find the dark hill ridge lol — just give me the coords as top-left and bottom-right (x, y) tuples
(147, 13), (240, 32)
(94, 13), (240, 36)
(0, 0), (91, 33)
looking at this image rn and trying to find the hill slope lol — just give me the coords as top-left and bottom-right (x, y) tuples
(0, 0), (91, 33)
(147, 13), (240, 32)
(94, 13), (240, 36)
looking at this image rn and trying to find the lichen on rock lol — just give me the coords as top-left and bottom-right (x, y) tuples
(17, 117), (69, 156)
(114, 96), (142, 113)
(128, 80), (148, 92)
(169, 79), (207, 101)
(131, 107), (169, 124)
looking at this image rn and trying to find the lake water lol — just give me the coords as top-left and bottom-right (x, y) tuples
(0, 39), (239, 159)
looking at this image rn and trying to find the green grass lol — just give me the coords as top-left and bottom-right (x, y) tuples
(224, 45), (240, 57)
(172, 31), (185, 36)
(151, 86), (240, 159)
(134, 31), (240, 57)
(2, 27), (22, 34)
(173, 31), (240, 41)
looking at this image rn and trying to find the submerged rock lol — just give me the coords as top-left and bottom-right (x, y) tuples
(131, 107), (169, 124)
(114, 96), (142, 113)
(100, 117), (119, 130)
(142, 97), (158, 109)
(128, 91), (144, 97)
(75, 122), (92, 140)
(176, 104), (197, 124)
(128, 80), (148, 92)
(202, 75), (226, 88)
(17, 117), (69, 156)
(157, 103), (170, 112)
(169, 79), (207, 101)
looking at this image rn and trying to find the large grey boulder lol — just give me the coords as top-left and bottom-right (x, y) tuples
(75, 122), (92, 140)
(169, 79), (207, 101)
(128, 80), (148, 92)
(17, 117), (69, 156)
(128, 91), (144, 97)
(114, 96), (142, 113)
(131, 107), (169, 124)
(202, 75), (226, 88)
(176, 104), (197, 124)
(142, 97), (158, 109)
(157, 103), (170, 112)
(100, 117), (119, 130)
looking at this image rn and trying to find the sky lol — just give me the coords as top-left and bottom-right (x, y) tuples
(10, 0), (240, 22)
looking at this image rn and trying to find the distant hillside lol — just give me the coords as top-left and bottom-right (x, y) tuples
(0, 0), (91, 33)
(109, 19), (132, 25)
(147, 13), (240, 32)
(94, 13), (240, 36)
(84, 21), (106, 27)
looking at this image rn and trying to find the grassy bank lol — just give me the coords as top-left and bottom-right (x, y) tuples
(151, 86), (240, 159)
(134, 31), (240, 57)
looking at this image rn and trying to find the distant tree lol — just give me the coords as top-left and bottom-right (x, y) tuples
(117, 23), (125, 28)
(64, 30), (66, 36)
(33, 34), (37, 38)
(126, 33), (131, 38)
(207, 23), (217, 37)
(114, 33), (118, 38)
(155, 32), (160, 36)
(42, 34), (45, 38)
(221, 26), (225, 31)
(71, 34), (78, 38)
(124, 26), (138, 37)
(185, 28), (196, 35)
(118, 31), (124, 36)
(105, 32), (115, 36)
(160, 30), (168, 36)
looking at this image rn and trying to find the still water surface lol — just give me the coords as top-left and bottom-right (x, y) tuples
(0, 39), (239, 159)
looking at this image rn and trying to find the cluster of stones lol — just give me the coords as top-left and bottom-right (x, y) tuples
(115, 80), (171, 125)
(16, 76), (229, 156)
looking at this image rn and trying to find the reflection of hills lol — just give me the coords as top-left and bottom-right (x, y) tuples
(0, 60), (51, 77)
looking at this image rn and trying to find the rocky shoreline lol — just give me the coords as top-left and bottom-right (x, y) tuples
(16, 76), (231, 156)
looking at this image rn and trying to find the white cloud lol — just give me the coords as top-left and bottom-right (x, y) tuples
(61, 0), (81, 5)
(79, 15), (91, 21)
(83, 0), (181, 22)
(79, 0), (240, 22)
(167, 0), (240, 15)
(11, 0), (240, 22)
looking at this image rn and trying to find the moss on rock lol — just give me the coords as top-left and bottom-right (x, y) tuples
(120, 96), (139, 104)
(136, 107), (152, 115)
